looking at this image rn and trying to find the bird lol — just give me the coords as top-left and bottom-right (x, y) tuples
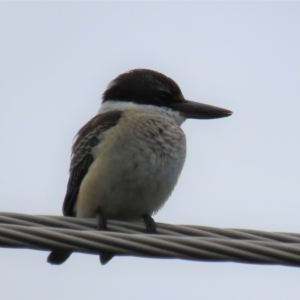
(47, 68), (232, 265)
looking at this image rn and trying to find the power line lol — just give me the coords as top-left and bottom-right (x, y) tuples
(1, 212), (300, 266)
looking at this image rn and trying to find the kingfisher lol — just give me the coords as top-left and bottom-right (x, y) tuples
(47, 69), (232, 265)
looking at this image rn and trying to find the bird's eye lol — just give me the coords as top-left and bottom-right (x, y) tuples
(155, 91), (171, 104)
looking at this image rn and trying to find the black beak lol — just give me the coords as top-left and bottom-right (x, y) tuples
(170, 99), (233, 119)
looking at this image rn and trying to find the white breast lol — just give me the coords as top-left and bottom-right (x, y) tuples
(75, 103), (187, 220)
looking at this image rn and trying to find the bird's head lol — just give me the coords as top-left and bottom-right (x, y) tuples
(102, 69), (232, 120)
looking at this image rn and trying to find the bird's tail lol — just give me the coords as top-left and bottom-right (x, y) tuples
(47, 250), (114, 265)
(100, 253), (114, 265)
(47, 251), (72, 265)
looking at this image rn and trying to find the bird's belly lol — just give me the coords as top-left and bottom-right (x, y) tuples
(75, 141), (186, 220)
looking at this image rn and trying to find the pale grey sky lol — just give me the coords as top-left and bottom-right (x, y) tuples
(1, 2), (300, 300)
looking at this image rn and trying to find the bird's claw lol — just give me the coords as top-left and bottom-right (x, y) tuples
(96, 208), (107, 230)
(143, 214), (156, 233)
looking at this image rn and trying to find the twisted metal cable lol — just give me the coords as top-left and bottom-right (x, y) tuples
(0, 212), (300, 267)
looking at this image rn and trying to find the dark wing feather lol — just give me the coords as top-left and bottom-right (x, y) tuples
(48, 110), (123, 265)
(62, 153), (94, 216)
(62, 110), (123, 216)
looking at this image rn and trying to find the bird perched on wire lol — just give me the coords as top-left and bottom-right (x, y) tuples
(47, 69), (232, 265)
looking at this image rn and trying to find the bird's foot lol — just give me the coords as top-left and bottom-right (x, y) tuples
(96, 208), (114, 265)
(143, 214), (156, 233)
(96, 208), (107, 230)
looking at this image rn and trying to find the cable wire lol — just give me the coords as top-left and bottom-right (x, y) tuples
(0, 212), (299, 266)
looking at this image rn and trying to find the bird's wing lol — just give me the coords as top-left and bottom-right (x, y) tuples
(62, 110), (123, 216)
